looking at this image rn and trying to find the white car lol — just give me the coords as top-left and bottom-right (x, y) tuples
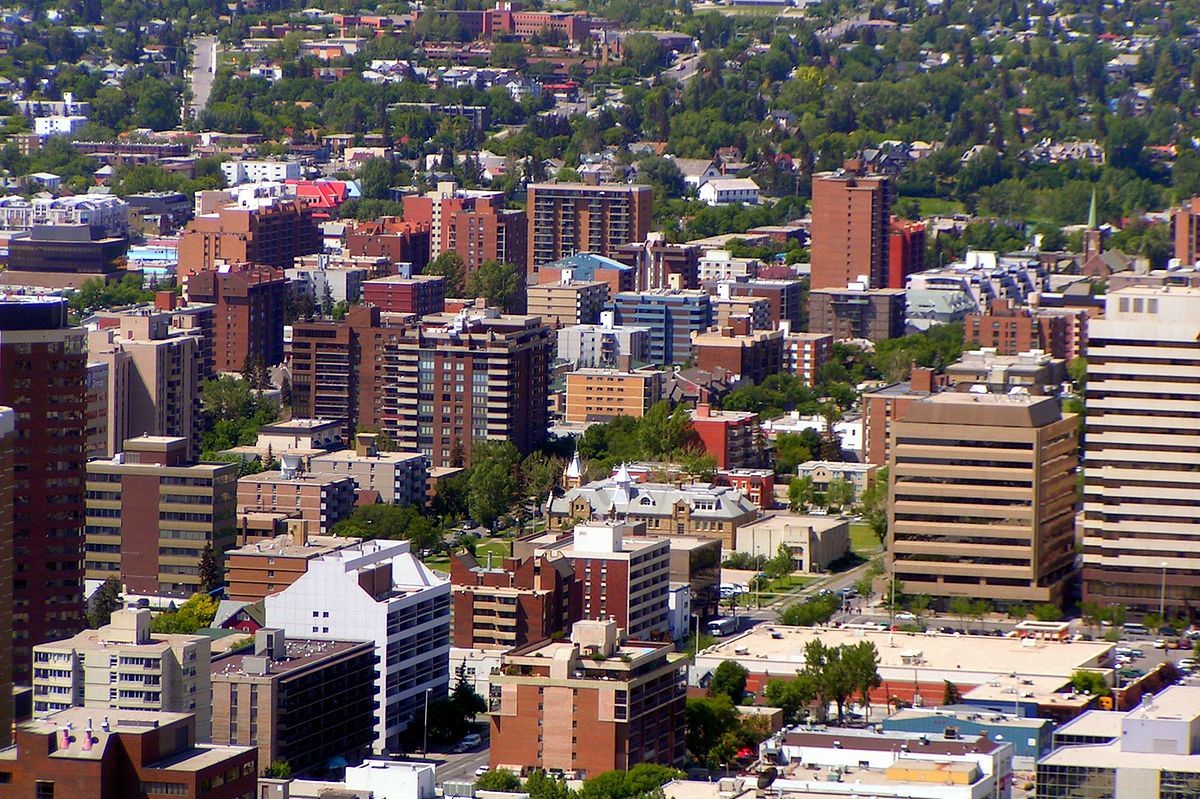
(1153, 639), (1167, 649)
(475, 766), (490, 778)
(895, 612), (917, 621)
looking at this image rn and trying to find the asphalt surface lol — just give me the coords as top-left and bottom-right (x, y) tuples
(189, 35), (219, 117)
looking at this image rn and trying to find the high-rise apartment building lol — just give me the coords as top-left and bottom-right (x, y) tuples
(84, 360), (117, 457)
(612, 240), (700, 291)
(888, 393), (1078, 609)
(343, 218), (431, 269)
(526, 277), (609, 328)
(965, 298), (1070, 359)
(84, 436), (238, 598)
(178, 195), (320, 277)
(887, 217), (926, 289)
(265, 539), (451, 752)
(727, 278), (805, 329)
(362, 274), (446, 316)
(0, 407), (13, 748)
(31, 609), (212, 738)
(185, 262), (287, 372)
(611, 290), (713, 366)
(1170, 196), (1200, 267)
(292, 305), (553, 467)
(689, 404), (765, 470)
(1082, 287), (1200, 614)
(211, 629), (377, 775)
(531, 520), (671, 640)
(808, 285), (906, 342)
(691, 323), (784, 385)
(403, 181), (527, 275)
(307, 433), (429, 506)
(488, 619), (687, 777)
(236, 467), (357, 535)
(450, 550), (581, 649)
(780, 326), (833, 386)
(0, 297), (86, 684)
(87, 312), (203, 458)
(94, 291), (218, 381)
(565, 368), (663, 423)
(527, 183), (652, 275)
(810, 166), (892, 290)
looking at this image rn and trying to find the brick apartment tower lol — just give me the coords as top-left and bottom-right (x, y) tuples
(1171, 197), (1200, 267)
(186, 263), (287, 372)
(450, 550), (581, 649)
(526, 183), (652, 276)
(178, 197), (320, 277)
(0, 407), (14, 747)
(0, 298), (86, 683)
(810, 166), (893, 289)
(887, 217), (926, 289)
(403, 182), (528, 277)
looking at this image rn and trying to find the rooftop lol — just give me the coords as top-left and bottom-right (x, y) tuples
(1052, 709), (1124, 740)
(902, 391), (1066, 428)
(212, 638), (370, 680)
(227, 533), (360, 559)
(238, 470), (354, 486)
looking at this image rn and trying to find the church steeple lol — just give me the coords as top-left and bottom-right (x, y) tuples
(563, 449), (584, 490)
(1083, 189), (1102, 262)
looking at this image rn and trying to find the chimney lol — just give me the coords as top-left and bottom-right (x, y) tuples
(155, 290), (179, 311)
(59, 727), (70, 749)
(910, 366), (934, 393)
(82, 721), (93, 751)
(696, 403), (711, 418)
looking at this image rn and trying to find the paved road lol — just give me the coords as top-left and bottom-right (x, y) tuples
(431, 747), (491, 784)
(189, 35), (219, 118)
(672, 53), (703, 85)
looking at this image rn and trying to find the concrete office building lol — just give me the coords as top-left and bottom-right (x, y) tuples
(810, 167), (892, 290)
(87, 312), (203, 458)
(861, 367), (946, 466)
(564, 368), (663, 423)
(178, 194), (320, 277)
(93, 292), (218, 381)
(264, 539), (451, 752)
(734, 512), (850, 574)
(224, 526), (362, 601)
(728, 279), (805, 329)
(1038, 685), (1200, 799)
(84, 360), (115, 458)
(31, 609), (212, 739)
(611, 290), (713, 366)
(527, 183), (652, 274)
(237, 463), (357, 535)
(307, 433), (429, 506)
(450, 550), (581, 650)
(1082, 287), (1200, 614)
(557, 312), (651, 369)
(84, 436), (238, 598)
(0, 408), (13, 748)
(0, 707), (256, 799)
(488, 619), (687, 777)
(526, 277), (609, 328)
(0, 297), (87, 684)
(946, 348), (1067, 396)
(210, 629), (377, 775)
(808, 285), (906, 342)
(888, 393), (1078, 608)
(185, 262), (287, 373)
(529, 521), (671, 641)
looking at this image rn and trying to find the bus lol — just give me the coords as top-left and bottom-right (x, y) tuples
(707, 617), (739, 637)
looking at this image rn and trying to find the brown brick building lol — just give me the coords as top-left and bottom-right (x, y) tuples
(611, 240), (701, 291)
(861, 367), (946, 467)
(186, 262), (288, 371)
(0, 407), (14, 748)
(362, 274), (446, 316)
(290, 305), (552, 467)
(527, 183), (652, 276)
(224, 527), (361, 601)
(84, 436), (238, 598)
(343, 218), (431, 269)
(727, 278), (805, 329)
(887, 217), (926, 289)
(403, 183), (527, 276)
(808, 286), (906, 342)
(211, 630), (376, 775)
(0, 708), (256, 799)
(236, 468), (357, 534)
(488, 619), (686, 777)
(810, 166), (893, 290)
(691, 323), (784, 385)
(0, 298), (86, 685)
(965, 298), (1070, 359)
(179, 196), (320, 277)
(450, 550), (581, 649)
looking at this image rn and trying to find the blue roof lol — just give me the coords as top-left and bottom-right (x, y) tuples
(549, 252), (635, 281)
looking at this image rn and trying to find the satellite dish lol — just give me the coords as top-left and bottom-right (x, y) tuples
(757, 767), (778, 789)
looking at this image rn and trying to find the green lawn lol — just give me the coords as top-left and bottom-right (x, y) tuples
(850, 522), (881, 557)
(913, 197), (966, 216)
(426, 537), (511, 574)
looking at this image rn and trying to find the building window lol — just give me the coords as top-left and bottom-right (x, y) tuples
(36, 782), (55, 799)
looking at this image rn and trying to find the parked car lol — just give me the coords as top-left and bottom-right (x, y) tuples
(896, 611), (917, 621)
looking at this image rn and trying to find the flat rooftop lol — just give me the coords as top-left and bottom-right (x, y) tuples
(1126, 684), (1200, 722)
(311, 449), (425, 463)
(238, 470), (353, 486)
(697, 627), (1112, 681)
(780, 726), (1002, 756)
(1039, 739), (1200, 771)
(1052, 709), (1124, 740)
(227, 533), (360, 559)
(212, 638), (370, 680)
(259, 418), (342, 432)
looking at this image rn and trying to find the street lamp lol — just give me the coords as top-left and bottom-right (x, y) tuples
(1160, 562), (1169, 624)
(422, 687), (432, 756)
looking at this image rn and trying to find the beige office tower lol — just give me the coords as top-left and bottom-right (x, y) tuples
(888, 393), (1078, 608)
(1082, 287), (1200, 614)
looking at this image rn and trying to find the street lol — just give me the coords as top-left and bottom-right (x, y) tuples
(428, 747), (491, 784)
(188, 35), (219, 118)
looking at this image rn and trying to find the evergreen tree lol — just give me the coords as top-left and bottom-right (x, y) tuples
(198, 542), (221, 594)
(87, 577), (123, 628)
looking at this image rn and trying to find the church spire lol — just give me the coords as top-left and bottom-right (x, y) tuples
(1087, 189), (1097, 229)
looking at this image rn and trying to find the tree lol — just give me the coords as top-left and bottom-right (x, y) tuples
(824, 477), (854, 512)
(942, 680), (962, 705)
(468, 440), (521, 530)
(765, 543), (794, 580)
(467, 261), (523, 313)
(621, 33), (666, 76)
(262, 760), (293, 779)
(843, 641), (882, 722)
(773, 433), (814, 475)
(788, 476), (816, 512)
(1070, 670), (1111, 697)
(860, 466), (889, 545)
(151, 593), (219, 634)
(1105, 116), (1147, 172)
(709, 660), (750, 704)
(949, 597), (974, 629)
(424, 252), (467, 296)
(358, 157), (397, 200)
(525, 770), (571, 799)
(476, 771), (522, 791)
(763, 675), (815, 724)
(685, 695), (737, 766)
(1080, 600), (1104, 636)
(578, 764), (684, 799)
(331, 504), (442, 552)
(452, 671), (487, 721)
(778, 593), (839, 626)
(1032, 603), (1063, 622)
(198, 543), (221, 593)
(87, 577), (123, 628)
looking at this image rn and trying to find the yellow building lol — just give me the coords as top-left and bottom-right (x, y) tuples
(565, 368), (663, 423)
